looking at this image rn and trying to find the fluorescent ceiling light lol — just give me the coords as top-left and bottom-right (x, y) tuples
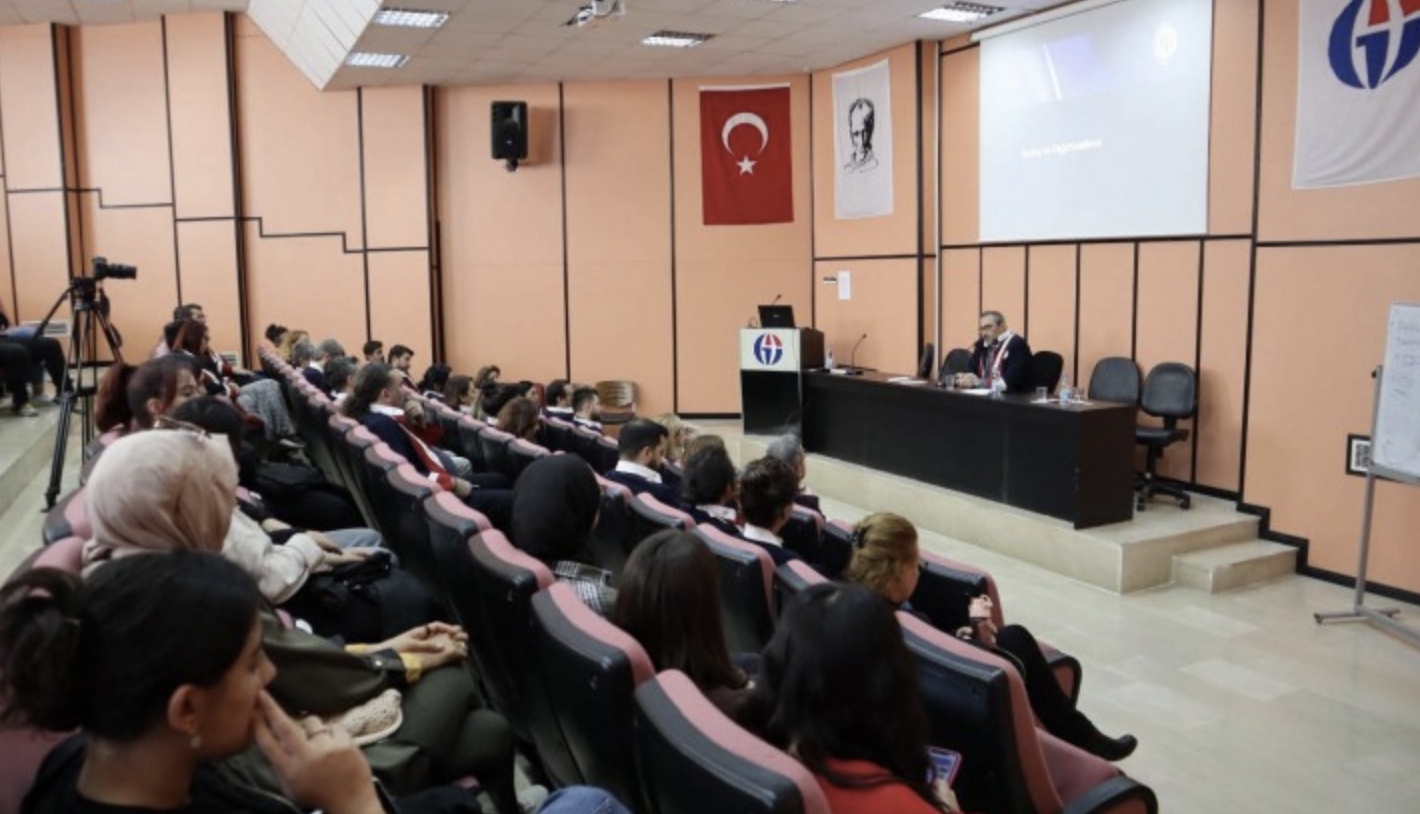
(919, 2), (1005, 23)
(345, 52), (410, 68)
(642, 31), (712, 48)
(372, 8), (450, 29)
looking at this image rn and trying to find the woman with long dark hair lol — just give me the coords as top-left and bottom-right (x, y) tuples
(612, 530), (752, 717)
(1, 551), (385, 814)
(744, 582), (952, 814)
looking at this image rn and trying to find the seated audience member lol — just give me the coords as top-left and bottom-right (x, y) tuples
(0, 300), (70, 411)
(389, 344), (417, 389)
(685, 432), (727, 460)
(265, 322), (289, 347)
(519, 380), (542, 409)
(171, 397), (372, 539)
(544, 378), (573, 419)
(612, 530), (753, 718)
(655, 413), (696, 466)
(844, 513), (1137, 761)
(764, 433), (820, 513)
(293, 340), (322, 387)
(478, 382), (519, 424)
(419, 363), (452, 401)
(570, 386), (602, 432)
(735, 457), (807, 566)
(0, 551), (393, 814)
(276, 328), (310, 364)
(681, 445), (741, 536)
(509, 455), (616, 615)
(344, 363), (511, 527)
(443, 374), (476, 414)
(323, 357), (358, 404)
(496, 396), (541, 442)
(601, 419), (684, 508)
(473, 364), (501, 391)
(363, 339), (385, 363)
(38, 463), (533, 814)
(151, 302), (204, 357)
(954, 310), (1033, 394)
(742, 583), (959, 813)
(170, 319), (299, 445)
(304, 338), (345, 387)
(94, 354), (203, 435)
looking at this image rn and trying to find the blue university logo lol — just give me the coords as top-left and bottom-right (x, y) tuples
(753, 333), (784, 365)
(1329, 0), (1420, 89)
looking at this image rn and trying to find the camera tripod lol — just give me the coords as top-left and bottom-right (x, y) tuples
(37, 278), (124, 509)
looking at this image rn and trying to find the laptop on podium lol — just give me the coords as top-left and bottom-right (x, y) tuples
(758, 305), (795, 328)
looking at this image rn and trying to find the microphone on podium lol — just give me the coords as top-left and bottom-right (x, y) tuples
(845, 333), (868, 376)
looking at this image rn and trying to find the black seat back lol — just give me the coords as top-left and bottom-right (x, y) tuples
(1141, 362), (1198, 424)
(940, 347), (973, 379)
(1031, 351), (1064, 392)
(1087, 356), (1142, 405)
(916, 342), (935, 379)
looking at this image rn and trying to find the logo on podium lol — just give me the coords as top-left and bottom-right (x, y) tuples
(753, 332), (784, 366)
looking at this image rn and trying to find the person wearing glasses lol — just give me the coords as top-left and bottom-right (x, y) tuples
(953, 310), (1033, 393)
(843, 512), (1137, 762)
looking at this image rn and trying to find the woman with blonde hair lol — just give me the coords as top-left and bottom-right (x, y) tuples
(654, 413), (696, 464)
(276, 328), (310, 363)
(844, 512), (1137, 762)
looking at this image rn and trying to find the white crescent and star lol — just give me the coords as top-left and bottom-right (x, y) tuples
(722, 112), (769, 175)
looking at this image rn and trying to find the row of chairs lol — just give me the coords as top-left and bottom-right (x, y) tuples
(259, 349), (1153, 813)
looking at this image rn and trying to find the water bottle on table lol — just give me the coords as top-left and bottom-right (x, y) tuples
(1058, 374), (1073, 405)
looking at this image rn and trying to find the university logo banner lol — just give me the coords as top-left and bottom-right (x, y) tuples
(1294, 0), (1420, 188)
(833, 59), (894, 219)
(700, 85), (794, 225)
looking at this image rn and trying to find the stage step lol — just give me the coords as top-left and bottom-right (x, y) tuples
(1172, 540), (1298, 594)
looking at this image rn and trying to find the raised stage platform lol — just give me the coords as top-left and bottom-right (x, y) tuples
(740, 434), (1296, 595)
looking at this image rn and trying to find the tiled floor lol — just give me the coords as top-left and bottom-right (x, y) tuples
(5, 417), (1420, 812)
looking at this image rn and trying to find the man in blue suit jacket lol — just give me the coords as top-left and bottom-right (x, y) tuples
(601, 419), (685, 508)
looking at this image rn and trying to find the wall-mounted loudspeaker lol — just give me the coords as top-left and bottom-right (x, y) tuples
(491, 101), (528, 171)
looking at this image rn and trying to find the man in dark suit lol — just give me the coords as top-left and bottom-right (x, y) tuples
(681, 445), (742, 536)
(955, 310), (1033, 393)
(737, 456), (808, 567)
(601, 418), (684, 507)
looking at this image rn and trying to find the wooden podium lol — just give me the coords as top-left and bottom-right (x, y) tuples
(739, 328), (824, 435)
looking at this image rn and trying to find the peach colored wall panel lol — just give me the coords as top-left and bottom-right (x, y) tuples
(1207, 0), (1258, 236)
(569, 261), (674, 418)
(1135, 241), (1201, 481)
(814, 259), (918, 375)
(672, 75), (811, 413)
(938, 46), (978, 246)
(167, 13), (235, 219)
(812, 44), (919, 259)
(437, 84), (565, 380)
(980, 246), (1024, 331)
(80, 201), (178, 358)
(234, 29), (361, 242)
(0, 26), (65, 189)
(71, 22), (171, 205)
(362, 87), (428, 250)
(1195, 240), (1249, 493)
(1257, 0), (1420, 242)
(176, 221), (243, 358)
(368, 252), (433, 363)
(1076, 243), (1134, 393)
(8, 195), (72, 322)
(0, 198), (13, 317)
(241, 225), (368, 358)
(565, 82), (672, 415)
(1248, 245), (1420, 593)
(918, 46), (938, 258)
(940, 248), (980, 352)
(1024, 244), (1077, 384)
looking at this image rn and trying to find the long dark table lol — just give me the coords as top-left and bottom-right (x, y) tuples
(801, 371), (1135, 528)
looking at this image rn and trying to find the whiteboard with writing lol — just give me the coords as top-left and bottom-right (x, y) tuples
(1372, 303), (1420, 482)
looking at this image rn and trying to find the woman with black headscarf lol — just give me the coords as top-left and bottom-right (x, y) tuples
(509, 455), (616, 615)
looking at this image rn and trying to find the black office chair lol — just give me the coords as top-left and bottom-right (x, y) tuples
(1031, 350), (1064, 393)
(938, 347), (973, 381)
(916, 342), (935, 379)
(1136, 362), (1197, 511)
(1087, 357), (1141, 405)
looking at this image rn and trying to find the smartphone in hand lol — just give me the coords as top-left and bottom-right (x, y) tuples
(928, 745), (961, 785)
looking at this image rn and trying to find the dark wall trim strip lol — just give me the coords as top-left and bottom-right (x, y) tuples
(0, 62), (18, 318)
(356, 89), (373, 340)
(424, 86), (442, 361)
(52, 25), (76, 279)
(1022, 244), (1031, 339)
(1191, 239), (1205, 483)
(815, 252), (927, 263)
(1129, 242), (1139, 360)
(668, 79), (680, 412)
(808, 75), (817, 330)
(942, 234), (1251, 250)
(1237, 0), (1267, 501)
(160, 17), (184, 307)
(915, 40), (925, 357)
(224, 12), (251, 361)
(558, 83), (572, 380)
(1072, 243), (1081, 385)
(681, 412), (742, 420)
(1256, 236), (1420, 248)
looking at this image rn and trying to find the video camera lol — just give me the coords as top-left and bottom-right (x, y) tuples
(92, 256), (138, 281)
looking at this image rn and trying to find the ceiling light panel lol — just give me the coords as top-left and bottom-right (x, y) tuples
(919, 2), (1006, 23)
(372, 8), (450, 29)
(345, 51), (410, 68)
(642, 31), (713, 48)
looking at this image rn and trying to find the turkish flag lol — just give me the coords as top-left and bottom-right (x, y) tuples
(700, 85), (793, 225)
